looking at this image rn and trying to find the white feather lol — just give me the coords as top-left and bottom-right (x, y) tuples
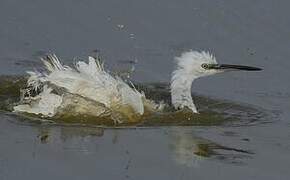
(14, 55), (146, 118)
(14, 50), (222, 120)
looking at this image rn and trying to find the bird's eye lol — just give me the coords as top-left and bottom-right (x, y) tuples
(201, 63), (209, 69)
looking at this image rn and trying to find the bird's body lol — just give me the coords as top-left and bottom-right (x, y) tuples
(14, 55), (162, 122)
(13, 51), (261, 123)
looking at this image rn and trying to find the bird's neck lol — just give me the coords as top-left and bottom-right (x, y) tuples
(170, 69), (198, 113)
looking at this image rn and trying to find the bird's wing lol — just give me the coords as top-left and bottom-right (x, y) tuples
(38, 55), (145, 115)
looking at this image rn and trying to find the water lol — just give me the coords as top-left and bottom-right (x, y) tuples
(1, 0), (290, 179)
(0, 76), (275, 126)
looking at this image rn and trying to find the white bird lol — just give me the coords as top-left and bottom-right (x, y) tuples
(13, 51), (261, 123)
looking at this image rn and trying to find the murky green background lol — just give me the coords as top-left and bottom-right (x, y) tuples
(0, 0), (290, 179)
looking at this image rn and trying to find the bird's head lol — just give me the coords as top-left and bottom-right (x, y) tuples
(175, 51), (262, 79)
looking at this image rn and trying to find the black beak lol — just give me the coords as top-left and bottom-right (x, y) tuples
(210, 64), (262, 71)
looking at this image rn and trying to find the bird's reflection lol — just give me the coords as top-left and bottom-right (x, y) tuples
(37, 126), (104, 143)
(169, 129), (254, 167)
(36, 126), (254, 167)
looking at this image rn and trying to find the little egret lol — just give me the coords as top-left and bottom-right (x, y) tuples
(13, 50), (261, 122)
